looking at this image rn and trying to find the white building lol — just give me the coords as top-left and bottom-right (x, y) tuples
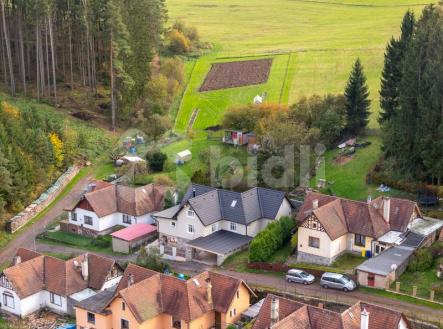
(0, 248), (122, 318)
(64, 181), (166, 236)
(154, 184), (293, 265)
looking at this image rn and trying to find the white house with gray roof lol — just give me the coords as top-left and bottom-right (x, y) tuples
(153, 184), (293, 265)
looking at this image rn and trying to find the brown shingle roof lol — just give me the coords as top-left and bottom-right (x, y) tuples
(298, 192), (417, 239)
(12, 248), (41, 264)
(76, 183), (166, 217)
(255, 295), (408, 329)
(2, 249), (118, 299)
(115, 269), (252, 323)
(114, 263), (157, 293)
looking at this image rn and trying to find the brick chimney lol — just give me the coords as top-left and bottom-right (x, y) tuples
(361, 308), (369, 329)
(383, 198), (391, 223)
(13, 256), (21, 266)
(206, 278), (212, 304)
(270, 296), (279, 327)
(313, 199), (319, 210)
(128, 273), (135, 287)
(81, 254), (89, 281)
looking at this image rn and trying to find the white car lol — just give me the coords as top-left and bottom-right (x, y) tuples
(286, 269), (315, 285)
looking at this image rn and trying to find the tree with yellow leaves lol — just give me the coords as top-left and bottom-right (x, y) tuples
(49, 132), (64, 168)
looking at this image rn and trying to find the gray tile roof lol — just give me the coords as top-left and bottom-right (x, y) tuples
(163, 184), (288, 226)
(186, 230), (253, 255)
(400, 231), (426, 248)
(73, 287), (116, 314)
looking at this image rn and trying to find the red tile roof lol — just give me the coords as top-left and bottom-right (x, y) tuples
(111, 224), (157, 241)
(2, 249), (119, 299)
(298, 192), (418, 239)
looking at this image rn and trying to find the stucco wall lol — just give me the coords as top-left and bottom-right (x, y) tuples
(109, 296), (140, 329)
(188, 311), (215, 329)
(357, 270), (390, 289)
(298, 227), (334, 259)
(75, 307), (112, 329)
(140, 313), (173, 329)
(222, 283), (250, 328)
(348, 233), (373, 254)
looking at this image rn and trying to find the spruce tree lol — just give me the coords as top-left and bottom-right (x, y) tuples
(344, 58), (371, 134)
(379, 10), (415, 125)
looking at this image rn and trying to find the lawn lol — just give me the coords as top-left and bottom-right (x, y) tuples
(174, 53), (294, 131)
(290, 252), (366, 274)
(37, 231), (114, 254)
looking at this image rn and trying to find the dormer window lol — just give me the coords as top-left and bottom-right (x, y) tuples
(187, 209), (195, 217)
(231, 200), (237, 207)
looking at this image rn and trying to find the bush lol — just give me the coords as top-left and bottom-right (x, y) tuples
(407, 248), (434, 272)
(136, 247), (169, 272)
(168, 29), (190, 54)
(146, 150), (167, 172)
(290, 232), (298, 249)
(249, 216), (295, 262)
(91, 235), (111, 248)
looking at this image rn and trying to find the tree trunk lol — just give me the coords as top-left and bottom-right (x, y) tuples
(110, 30), (116, 132)
(18, 7), (26, 95)
(48, 13), (57, 105)
(1, 0), (15, 96)
(68, 0), (74, 89)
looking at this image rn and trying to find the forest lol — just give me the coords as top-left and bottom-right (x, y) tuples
(379, 6), (443, 185)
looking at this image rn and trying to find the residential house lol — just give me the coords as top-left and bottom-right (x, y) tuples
(296, 192), (422, 265)
(222, 129), (250, 146)
(64, 181), (166, 236)
(252, 294), (411, 329)
(0, 248), (122, 318)
(74, 263), (254, 329)
(154, 183), (293, 265)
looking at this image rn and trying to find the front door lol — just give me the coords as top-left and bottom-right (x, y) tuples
(215, 312), (222, 329)
(367, 273), (375, 287)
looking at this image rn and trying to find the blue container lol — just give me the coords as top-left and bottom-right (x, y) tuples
(57, 325), (76, 329)
(177, 273), (186, 280)
(129, 146), (136, 154)
(365, 250), (372, 258)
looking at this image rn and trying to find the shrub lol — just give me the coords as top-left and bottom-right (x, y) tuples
(249, 216), (295, 262)
(154, 174), (175, 186)
(168, 29), (191, 54)
(290, 232), (298, 250)
(407, 248), (434, 272)
(91, 235), (111, 248)
(146, 150), (167, 172)
(136, 247), (169, 272)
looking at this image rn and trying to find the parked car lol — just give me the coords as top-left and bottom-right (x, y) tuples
(286, 269), (315, 285)
(320, 272), (356, 292)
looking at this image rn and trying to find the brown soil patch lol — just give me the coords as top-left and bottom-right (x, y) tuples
(199, 58), (273, 92)
(334, 155), (354, 166)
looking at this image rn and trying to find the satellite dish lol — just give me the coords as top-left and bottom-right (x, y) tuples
(390, 264), (398, 271)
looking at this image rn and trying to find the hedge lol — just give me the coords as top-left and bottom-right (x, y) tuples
(249, 216), (295, 262)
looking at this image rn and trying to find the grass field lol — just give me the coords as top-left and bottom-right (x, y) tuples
(174, 53), (295, 131)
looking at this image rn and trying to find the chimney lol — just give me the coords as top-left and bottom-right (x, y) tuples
(206, 278), (212, 304)
(317, 302), (324, 309)
(367, 195), (372, 204)
(13, 256), (21, 265)
(360, 308), (369, 329)
(192, 187), (196, 198)
(128, 274), (135, 287)
(383, 198), (391, 223)
(313, 199), (319, 210)
(81, 254), (89, 281)
(270, 296), (279, 327)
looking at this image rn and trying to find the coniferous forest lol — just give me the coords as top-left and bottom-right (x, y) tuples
(379, 5), (443, 185)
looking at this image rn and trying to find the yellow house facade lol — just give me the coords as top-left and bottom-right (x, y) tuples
(75, 264), (254, 329)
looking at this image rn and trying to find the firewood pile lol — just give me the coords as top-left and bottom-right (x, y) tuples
(4, 310), (69, 329)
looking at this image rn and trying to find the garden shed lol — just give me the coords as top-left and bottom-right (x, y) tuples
(111, 223), (157, 254)
(176, 149), (192, 163)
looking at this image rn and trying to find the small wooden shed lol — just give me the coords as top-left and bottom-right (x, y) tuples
(111, 223), (157, 254)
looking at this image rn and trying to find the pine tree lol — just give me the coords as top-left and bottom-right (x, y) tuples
(379, 10), (415, 125)
(344, 58), (371, 134)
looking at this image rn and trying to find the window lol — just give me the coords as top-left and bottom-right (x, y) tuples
(84, 216), (93, 226)
(123, 214), (132, 224)
(354, 234), (366, 247)
(308, 236), (320, 249)
(122, 302), (126, 311)
(2, 292), (14, 309)
(170, 221), (176, 228)
(230, 222), (237, 231)
(230, 308), (237, 317)
(187, 209), (195, 217)
(187, 224), (194, 234)
(121, 319), (129, 329)
(87, 312), (95, 325)
(71, 212), (77, 222)
(212, 223), (218, 232)
(50, 292), (62, 306)
(236, 290), (240, 299)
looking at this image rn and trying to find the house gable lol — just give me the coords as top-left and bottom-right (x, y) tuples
(300, 215), (326, 233)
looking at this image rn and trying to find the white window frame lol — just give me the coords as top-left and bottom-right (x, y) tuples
(187, 209), (195, 218)
(71, 212), (77, 222)
(308, 236), (320, 249)
(122, 214), (132, 224)
(187, 224), (194, 234)
(50, 292), (62, 306)
(170, 221), (176, 228)
(212, 223), (218, 232)
(230, 222), (237, 231)
(2, 292), (14, 309)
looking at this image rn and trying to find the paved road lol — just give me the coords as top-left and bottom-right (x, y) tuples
(0, 174), (92, 265)
(216, 269), (443, 326)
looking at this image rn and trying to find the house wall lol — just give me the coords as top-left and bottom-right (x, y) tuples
(399, 317), (409, 329)
(140, 313), (173, 329)
(109, 296), (141, 329)
(247, 219), (273, 237)
(297, 226), (336, 265)
(112, 238), (130, 254)
(357, 270), (390, 289)
(348, 233), (373, 255)
(43, 291), (68, 314)
(275, 198), (293, 219)
(0, 287), (24, 317)
(221, 283), (250, 328)
(75, 307), (112, 329)
(188, 311), (215, 329)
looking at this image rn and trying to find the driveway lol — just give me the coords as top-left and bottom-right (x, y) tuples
(216, 269), (443, 326)
(0, 174), (92, 265)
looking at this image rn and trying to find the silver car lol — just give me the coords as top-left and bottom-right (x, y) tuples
(320, 272), (356, 292)
(286, 269), (315, 285)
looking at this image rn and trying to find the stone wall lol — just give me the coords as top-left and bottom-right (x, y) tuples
(6, 166), (81, 233)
